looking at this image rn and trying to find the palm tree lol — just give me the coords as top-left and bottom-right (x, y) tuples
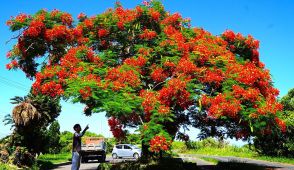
(6, 94), (62, 154)
(3, 114), (15, 130)
(11, 97), (40, 126)
(10, 95), (61, 126)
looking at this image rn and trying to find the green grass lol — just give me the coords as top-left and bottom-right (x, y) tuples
(182, 147), (294, 164)
(199, 157), (219, 165)
(251, 155), (294, 165)
(172, 140), (294, 164)
(0, 163), (17, 170)
(36, 153), (71, 170)
(37, 152), (71, 164)
(185, 146), (256, 158)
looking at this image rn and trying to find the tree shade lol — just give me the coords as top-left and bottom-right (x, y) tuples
(6, 1), (286, 153)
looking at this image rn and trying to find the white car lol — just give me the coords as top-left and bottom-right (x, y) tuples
(112, 144), (142, 159)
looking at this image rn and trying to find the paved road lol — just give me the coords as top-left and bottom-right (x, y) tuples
(52, 156), (136, 170)
(52, 154), (294, 170)
(52, 161), (99, 170)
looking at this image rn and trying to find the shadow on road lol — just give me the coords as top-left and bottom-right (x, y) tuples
(97, 158), (287, 170)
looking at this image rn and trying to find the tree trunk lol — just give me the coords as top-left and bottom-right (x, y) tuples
(141, 141), (150, 158)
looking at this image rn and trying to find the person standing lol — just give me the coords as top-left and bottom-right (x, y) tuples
(71, 124), (89, 170)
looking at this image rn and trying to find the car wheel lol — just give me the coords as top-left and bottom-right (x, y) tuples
(81, 157), (88, 163)
(133, 153), (139, 159)
(112, 153), (118, 159)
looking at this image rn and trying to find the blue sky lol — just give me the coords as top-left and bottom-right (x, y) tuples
(0, 0), (293, 145)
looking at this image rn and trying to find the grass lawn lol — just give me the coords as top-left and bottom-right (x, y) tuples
(0, 163), (17, 170)
(184, 147), (294, 165)
(172, 140), (294, 165)
(37, 152), (71, 164)
(37, 152), (71, 169)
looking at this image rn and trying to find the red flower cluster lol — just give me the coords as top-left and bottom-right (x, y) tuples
(222, 30), (236, 42)
(39, 81), (64, 98)
(200, 68), (224, 86)
(140, 90), (158, 120)
(6, 13), (30, 26)
(124, 56), (147, 68)
(45, 25), (72, 41)
(15, 13), (29, 23)
(222, 30), (260, 64)
(138, 47), (153, 56)
(275, 118), (286, 133)
(139, 29), (157, 40)
(5, 60), (18, 70)
(158, 105), (170, 115)
(203, 94), (241, 118)
(232, 85), (260, 102)
(24, 20), (45, 37)
(77, 13), (86, 20)
(83, 19), (94, 29)
(60, 47), (82, 67)
(114, 6), (139, 27)
(98, 29), (109, 38)
(149, 8), (161, 21)
(161, 13), (182, 26)
(257, 98), (283, 115)
(106, 67), (141, 90)
(60, 13), (73, 26)
(117, 21), (124, 30)
(176, 58), (198, 75)
(227, 62), (270, 86)
(158, 78), (191, 109)
(150, 135), (171, 153)
(108, 117), (125, 139)
(151, 67), (168, 82)
(79, 86), (92, 100)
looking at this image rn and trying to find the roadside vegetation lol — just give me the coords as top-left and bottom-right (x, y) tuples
(172, 138), (294, 164)
(37, 153), (71, 164)
(0, 163), (17, 170)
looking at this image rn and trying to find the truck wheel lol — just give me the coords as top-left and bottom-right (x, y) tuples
(133, 153), (139, 160)
(112, 153), (118, 159)
(102, 154), (106, 162)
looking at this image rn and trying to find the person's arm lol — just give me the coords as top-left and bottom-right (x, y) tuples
(80, 124), (89, 136)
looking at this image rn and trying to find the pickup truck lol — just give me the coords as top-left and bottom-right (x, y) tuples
(80, 137), (107, 163)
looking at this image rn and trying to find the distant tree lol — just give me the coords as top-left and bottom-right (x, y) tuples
(59, 131), (73, 153)
(84, 131), (104, 137)
(124, 133), (141, 144)
(46, 120), (61, 153)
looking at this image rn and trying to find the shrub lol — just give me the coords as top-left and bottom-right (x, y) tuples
(12, 147), (35, 167)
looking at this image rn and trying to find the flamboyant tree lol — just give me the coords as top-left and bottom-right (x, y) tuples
(6, 1), (286, 153)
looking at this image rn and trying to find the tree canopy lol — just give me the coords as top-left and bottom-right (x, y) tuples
(6, 1), (286, 153)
